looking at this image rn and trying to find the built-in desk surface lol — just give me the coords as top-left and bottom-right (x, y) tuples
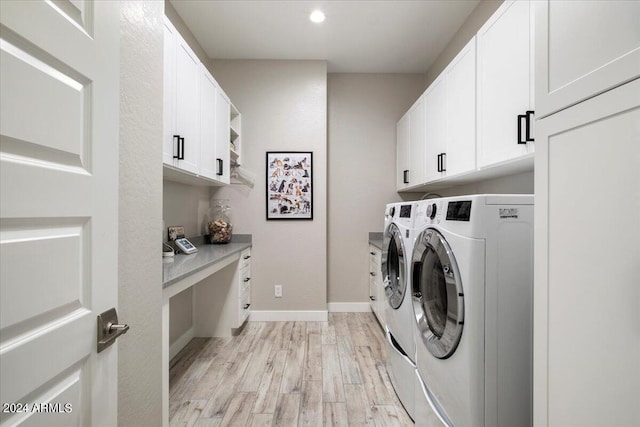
(163, 235), (252, 289)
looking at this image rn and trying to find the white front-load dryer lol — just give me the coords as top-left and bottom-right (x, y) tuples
(381, 201), (417, 420)
(411, 195), (534, 427)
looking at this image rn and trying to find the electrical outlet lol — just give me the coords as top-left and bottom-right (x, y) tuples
(274, 285), (282, 298)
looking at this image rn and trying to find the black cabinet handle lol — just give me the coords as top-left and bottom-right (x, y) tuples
(369, 296), (376, 301)
(178, 137), (185, 159)
(243, 303), (250, 310)
(244, 277), (251, 282)
(403, 170), (409, 184)
(244, 255), (251, 260)
(437, 153), (446, 172)
(525, 110), (535, 142)
(370, 252), (375, 256)
(369, 272), (376, 276)
(216, 158), (223, 176)
(173, 135), (180, 159)
(518, 110), (535, 144)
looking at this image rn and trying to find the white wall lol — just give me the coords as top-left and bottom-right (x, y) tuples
(327, 74), (424, 304)
(118, 1), (164, 425)
(209, 60), (328, 314)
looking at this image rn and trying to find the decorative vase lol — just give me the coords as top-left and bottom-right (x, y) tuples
(208, 200), (233, 244)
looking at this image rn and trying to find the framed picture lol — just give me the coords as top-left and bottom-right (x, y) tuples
(266, 151), (313, 220)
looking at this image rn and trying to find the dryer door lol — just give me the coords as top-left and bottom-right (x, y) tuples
(382, 222), (407, 309)
(412, 228), (464, 359)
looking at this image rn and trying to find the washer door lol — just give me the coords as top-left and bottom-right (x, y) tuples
(412, 228), (464, 359)
(382, 223), (407, 309)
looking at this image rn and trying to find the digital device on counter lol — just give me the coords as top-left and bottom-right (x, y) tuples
(175, 237), (198, 255)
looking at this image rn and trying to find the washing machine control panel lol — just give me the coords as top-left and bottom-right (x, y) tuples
(416, 200), (444, 226)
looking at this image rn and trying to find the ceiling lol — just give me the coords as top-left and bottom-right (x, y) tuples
(169, 0), (480, 73)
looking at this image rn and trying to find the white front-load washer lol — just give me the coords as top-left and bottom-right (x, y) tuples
(411, 194), (534, 427)
(381, 201), (417, 420)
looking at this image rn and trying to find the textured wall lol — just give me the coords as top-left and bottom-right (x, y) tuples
(118, 1), (164, 425)
(209, 60), (328, 313)
(327, 74), (424, 304)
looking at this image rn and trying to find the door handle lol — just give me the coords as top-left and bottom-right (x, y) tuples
(97, 308), (129, 353)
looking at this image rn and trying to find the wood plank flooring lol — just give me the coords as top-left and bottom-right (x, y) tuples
(169, 312), (413, 426)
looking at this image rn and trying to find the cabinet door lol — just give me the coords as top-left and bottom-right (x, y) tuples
(445, 37), (476, 176)
(215, 91), (231, 184)
(199, 66), (218, 180)
(163, 18), (177, 166)
(409, 95), (426, 185)
(396, 112), (411, 189)
(534, 79), (640, 427)
(535, 0), (640, 118)
(477, 0), (533, 167)
(424, 76), (446, 183)
(175, 35), (200, 174)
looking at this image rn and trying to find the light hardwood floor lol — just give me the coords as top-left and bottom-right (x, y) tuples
(169, 312), (414, 426)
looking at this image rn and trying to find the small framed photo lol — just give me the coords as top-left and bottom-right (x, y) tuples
(266, 151), (313, 220)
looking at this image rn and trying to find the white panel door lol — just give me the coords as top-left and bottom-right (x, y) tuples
(477, 0), (533, 167)
(445, 37), (476, 176)
(199, 65), (219, 181)
(0, 0), (120, 426)
(396, 112), (410, 190)
(535, 0), (640, 118)
(424, 76), (446, 183)
(175, 35), (200, 174)
(163, 18), (177, 167)
(534, 79), (640, 427)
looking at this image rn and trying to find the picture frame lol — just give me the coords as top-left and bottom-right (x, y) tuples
(266, 151), (313, 220)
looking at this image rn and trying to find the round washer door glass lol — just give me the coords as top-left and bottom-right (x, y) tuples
(382, 223), (407, 309)
(411, 228), (464, 359)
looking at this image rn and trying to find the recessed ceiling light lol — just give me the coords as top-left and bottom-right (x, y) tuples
(309, 10), (325, 23)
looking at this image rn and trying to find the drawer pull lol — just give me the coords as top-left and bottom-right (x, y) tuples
(244, 255), (251, 260)
(244, 277), (251, 282)
(243, 303), (251, 310)
(370, 251), (375, 255)
(369, 272), (376, 276)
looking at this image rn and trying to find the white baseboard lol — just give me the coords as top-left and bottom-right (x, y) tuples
(169, 327), (194, 361)
(328, 302), (372, 313)
(249, 310), (328, 322)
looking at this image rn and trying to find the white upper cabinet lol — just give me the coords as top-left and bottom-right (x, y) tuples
(535, 0), (640, 118)
(424, 75), (446, 183)
(445, 37), (476, 176)
(215, 91), (231, 185)
(174, 33), (201, 174)
(477, 0), (534, 168)
(396, 111), (410, 190)
(423, 37), (476, 183)
(163, 18), (177, 166)
(199, 64), (218, 180)
(409, 95), (426, 185)
(163, 16), (241, 186)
